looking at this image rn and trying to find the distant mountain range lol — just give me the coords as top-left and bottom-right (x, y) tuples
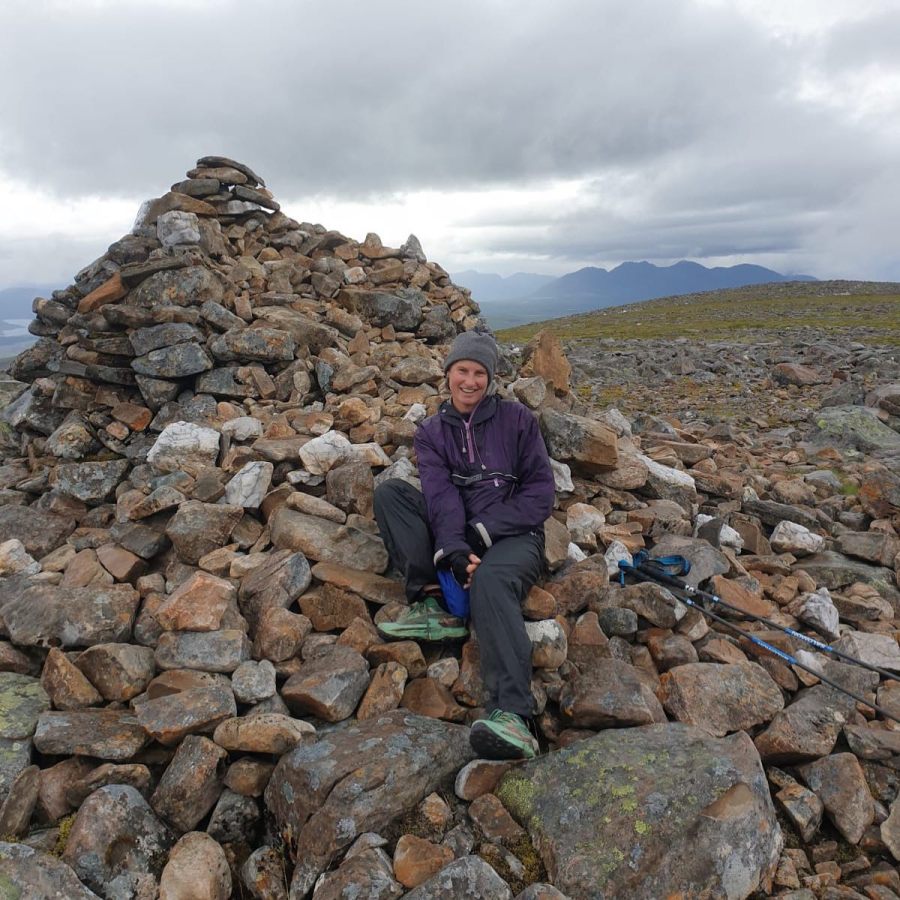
(453, 261), (817, 328)
(450, 271), (556, 302)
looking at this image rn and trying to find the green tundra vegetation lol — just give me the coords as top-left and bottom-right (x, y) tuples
(495, 281), (900, 345)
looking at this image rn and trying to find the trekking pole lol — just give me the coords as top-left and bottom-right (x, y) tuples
(618, 559), (900, 725)
(625, 551), (900, 687)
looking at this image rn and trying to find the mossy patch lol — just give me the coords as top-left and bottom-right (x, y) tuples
(0, 872), (22, 899)
(52, 815), (75, 858)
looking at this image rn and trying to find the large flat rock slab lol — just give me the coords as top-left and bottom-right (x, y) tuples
(33, 709), (149, 761)
(2, 584), (140, 648)
(497, 723), (781, 900)
(266, 710), (473, 896)
(270, 507), (388, 573)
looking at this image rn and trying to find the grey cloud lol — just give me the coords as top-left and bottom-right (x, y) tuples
(0, 0), (898, 285)
(0, 0), (793, 197)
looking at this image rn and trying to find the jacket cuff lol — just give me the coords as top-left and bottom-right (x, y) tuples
(473, 521), (493, 549)
(433, 541), (471, 567)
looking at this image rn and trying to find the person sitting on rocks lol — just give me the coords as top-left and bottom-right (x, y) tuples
(374, 331), (556, 760)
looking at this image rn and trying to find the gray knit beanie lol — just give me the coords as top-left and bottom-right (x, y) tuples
(443, 332), (499, 381)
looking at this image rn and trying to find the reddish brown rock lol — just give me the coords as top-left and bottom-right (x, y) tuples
(357, 661), (408, 720)
(698, 638), (748, 665)
(145, 668), (229, 699)
(300, 583), (370, 631)
(454, 759), (519, 801)
(0, 765), (40, 838)
(523, 585), (557, 620)
(452, 639), (488, 708)
(74, 642), (155, 701)
(159, 831), (232, 900)
(40, 647), (103, 710)
(253, 606), (312, 662)
(33, 709), (149, 760)
(156, 571), (237, 632)
(773, 362), (829, 386)
(645, 630), (698, 671)
(520, 330), (572, 396)
(134, 684), (236, 746)
(367, 640), (427, 678)
(545, 558), (609, 616)
(96, 543), (146, 583)
(76, 271), (128, 313)
(60, 548), (113, 588)
(559, 659), (666, 729)
(393, 833), (454, 889)
(224, 758), (274, 798)
(111, 401), (152, 432)
(798, 753), (875, 844)
(151, 735), (227, 832)
(469, 792), (526, 845)
(659, 662), (784, 737)
(213, 714), (315, 754)
(336, 616), (382, 655)
(311, 561), (406, 605)
(36, 757), (94, 824)
(402, 678), (467, 722)
(754, 685), (856, 764)
(709, 575), (779, 618)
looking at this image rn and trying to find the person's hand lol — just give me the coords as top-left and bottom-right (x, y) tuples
(463, 552), (481, 588)
(442, 550), (472, 586)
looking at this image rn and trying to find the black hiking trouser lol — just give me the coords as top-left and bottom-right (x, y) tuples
(373, 478), (544, 718)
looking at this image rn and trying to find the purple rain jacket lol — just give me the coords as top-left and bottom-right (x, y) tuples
(414, 394), (556, 564)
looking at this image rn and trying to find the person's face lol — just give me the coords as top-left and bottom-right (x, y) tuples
(448, 359), (489, 413)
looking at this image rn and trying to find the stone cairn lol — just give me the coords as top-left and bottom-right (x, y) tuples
(0, 158), (898, 898)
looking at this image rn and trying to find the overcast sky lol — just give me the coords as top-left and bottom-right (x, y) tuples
(1, 0), (899, 292)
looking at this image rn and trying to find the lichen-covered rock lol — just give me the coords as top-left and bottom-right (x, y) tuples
(3, 584), (139, 648)
(497, 724), (781, 900)
(266, 711), (473, 896)
(63, 784), (174, 895)
(539, 408), (618, 473)
(33, 708), (149, 760)
(402, 855), (512, 899)
(0, 841), (102, 899)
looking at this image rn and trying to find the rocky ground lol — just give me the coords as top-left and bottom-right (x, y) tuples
(0, 158), (899, 899)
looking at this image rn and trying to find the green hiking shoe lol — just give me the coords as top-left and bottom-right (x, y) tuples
(376, 596), (469, 642)
(469, 710), (539, 760)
